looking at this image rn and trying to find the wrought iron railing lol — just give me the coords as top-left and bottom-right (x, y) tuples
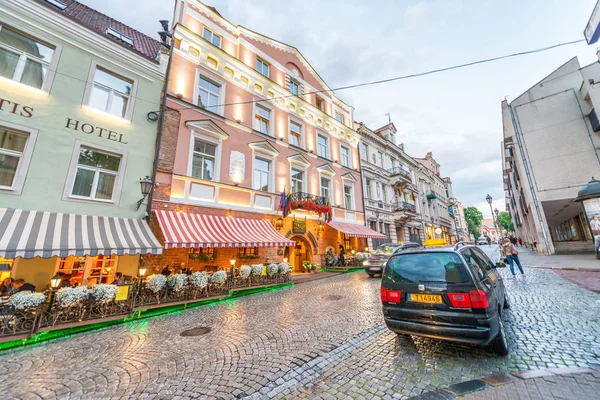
(389, 166), (412, 180)
(393, 201), (416, 213)
(288, 191), (327, 205)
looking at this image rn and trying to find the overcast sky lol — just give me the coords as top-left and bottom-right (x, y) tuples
(81, 0), (598, 217)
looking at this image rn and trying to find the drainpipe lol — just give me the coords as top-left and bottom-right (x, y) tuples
(146, 22), (176, 220)
(508, 103), (552, 254)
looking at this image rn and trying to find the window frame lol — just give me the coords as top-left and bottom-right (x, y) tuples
(64, 140), (127, 205)
(317, 133), (330, 159)
(83, 61), (137, 121)
(188, 133), (222, 182)
(253, 102), (273, 136)
(365, 178), (372, 199)
(377, 151), (384, 168)
(256, 57), (269, 78)
(190, 137), (218, 182)
(320, 175), (332, 201)
(0, 122), (38, 195)
(289, 78), (300, 96)
(202, 27), (222, 48)
(343, 183), (355, 210)
(340, 145), (351, 168)
(193, 71), (225, 116)
(290, 166), (306, 194)
(288, 118), (304, 149)
(0, 24), (60, 92)
(335, 111), (344, 124)
(361, 143), (368, 160)
(316, 96), (325, 111)
(252, 154), (273, 193)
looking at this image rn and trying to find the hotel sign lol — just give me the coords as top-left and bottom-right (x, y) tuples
(65, 118), (128, 144)
(585, 0), (600, 44)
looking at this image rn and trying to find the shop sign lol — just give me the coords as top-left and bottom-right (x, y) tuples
(293, 217), (306, 234)
(0, 97), (33, 118)
(65, 118), (128, 144)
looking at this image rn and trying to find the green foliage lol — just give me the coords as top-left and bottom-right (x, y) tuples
(498, 211), (514, 232)
(464, 206), (484, 239)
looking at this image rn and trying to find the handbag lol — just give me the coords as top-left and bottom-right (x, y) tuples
(511, 248), (518, 256)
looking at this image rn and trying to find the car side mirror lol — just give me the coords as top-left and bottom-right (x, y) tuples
(493, 262), (499, 269)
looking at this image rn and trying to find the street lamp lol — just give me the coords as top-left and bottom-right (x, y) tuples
(138, 264), (147, 277)
(230, 257), (236, 267)
(574, 177), (600, 258)
(137, 176), (154, 211)
(50, 273), (61, 289)
(486, 194), (500, 241)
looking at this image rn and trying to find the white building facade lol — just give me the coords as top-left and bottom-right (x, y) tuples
(502, 57), (600, 254)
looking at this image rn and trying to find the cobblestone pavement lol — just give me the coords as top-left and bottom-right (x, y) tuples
(461, 371), (600, 400)
(0, 264), (599, 399)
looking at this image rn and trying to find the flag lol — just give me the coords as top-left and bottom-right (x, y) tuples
(279, 187), (287, 217)
(285, 187), (293, 215)
(409, 192), (414, 201)
(398, 183), (404, 197)
(326, 198), (332, 223)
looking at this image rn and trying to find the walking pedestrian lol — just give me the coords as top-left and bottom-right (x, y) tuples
(501, 238), (525, 276)
(337, 243), (345, 266)
(518, 237), (522, 247)
(487, 236), (491, 246)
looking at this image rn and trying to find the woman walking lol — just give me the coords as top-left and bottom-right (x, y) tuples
(502, 238), (525, 276)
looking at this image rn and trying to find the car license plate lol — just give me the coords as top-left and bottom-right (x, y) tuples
(408, 293), (443, 304)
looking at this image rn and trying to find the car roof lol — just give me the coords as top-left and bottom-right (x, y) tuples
(393, 244), (479, 255)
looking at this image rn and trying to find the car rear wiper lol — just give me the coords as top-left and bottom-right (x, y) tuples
(418, 280), (446, 283)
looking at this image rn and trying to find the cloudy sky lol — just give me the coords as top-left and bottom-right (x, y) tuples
(81, 0), (598, 216)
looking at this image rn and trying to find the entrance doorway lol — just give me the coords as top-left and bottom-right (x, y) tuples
(288, 235), (312, 272)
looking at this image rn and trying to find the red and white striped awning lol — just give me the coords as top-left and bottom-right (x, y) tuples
(328, 221), (386, 239)
(154, 210), (296, 249)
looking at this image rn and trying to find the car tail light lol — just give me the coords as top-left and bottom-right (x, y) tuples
(447, 293), (472, 308)
(380, 287), (401, 303)
(469, 289), (489, 308)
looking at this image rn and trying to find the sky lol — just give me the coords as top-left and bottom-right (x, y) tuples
(80, 0), (599, 217)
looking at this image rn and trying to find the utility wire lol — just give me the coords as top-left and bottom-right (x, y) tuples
(3, 39), (585, 111)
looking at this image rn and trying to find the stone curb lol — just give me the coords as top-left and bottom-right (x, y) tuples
(407, 367), (598, 399)
(526, 265), (600, 272)
(291, 272), (349, 285)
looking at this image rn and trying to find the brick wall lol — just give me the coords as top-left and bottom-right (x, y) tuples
(157, 107), (180, 174)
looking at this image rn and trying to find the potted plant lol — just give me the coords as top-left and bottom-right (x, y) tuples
(302, 261), (316, 273)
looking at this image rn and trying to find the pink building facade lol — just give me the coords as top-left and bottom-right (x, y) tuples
(145, 0), (375, 272)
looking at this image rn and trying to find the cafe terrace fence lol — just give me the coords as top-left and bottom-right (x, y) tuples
(0, 271), (291, 342)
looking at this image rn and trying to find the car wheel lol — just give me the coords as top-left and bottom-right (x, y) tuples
(503, 293), (510, 309)
(491, 318), (509, 356)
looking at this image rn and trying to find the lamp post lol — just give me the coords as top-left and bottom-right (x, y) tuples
(136, 176), (154, 211)
(494, 208), (500, 239)
(574, 178), (600, 258)
(50, 273), (61, 289)
(486, 194), (500, 242)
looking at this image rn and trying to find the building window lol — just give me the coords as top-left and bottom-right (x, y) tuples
(344, 237), (351, 250)
(88, 255), (116, 285)
(87, 67), (133, 118)
(320, 176), (331, 201)
(289, 79), (299, 95)
(365, 178), (372, 199)
(197, 76), (220, 114)
(191, 138), (216, 181)
(316, 96), (324, 111)
(0, 25), (55, 90)
(289, 121), (303, 148)
(390, 157), (397, 170)
(238, 247), (258, 257)
(344, 184), (354, 209)
(0, 128), (28, 189)
(335, 111), (344, 123)
(71, 147), (121, 201)
(361, 143), (368, 160)
(255, 104), (271, 135)
(383, 184), (388, 203)
(106, 27), (133, 46)
(57, 256), (86, 278)
(291, 168), (304, 193)
(253, 157), (271, 192)
(377, 151), (384, 168)
(317, 134), (329, 158)
(340, 145), (350, 167)
(256, 58), (269, 77)
(202, 27), (221, 47)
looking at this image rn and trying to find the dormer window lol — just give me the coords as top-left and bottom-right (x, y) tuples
(203, 27), (222, 48)
(45, 0), (67, 9)
(106, 27), (133, 46)
(289, 79), (299, 96)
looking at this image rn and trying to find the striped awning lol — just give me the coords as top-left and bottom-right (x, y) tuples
(0, 208), (163, 259)
(155, 210), (296, 249)
(328, 220), (386, 239)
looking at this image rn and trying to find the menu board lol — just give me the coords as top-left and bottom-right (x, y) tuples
(583, 198), (600, 236)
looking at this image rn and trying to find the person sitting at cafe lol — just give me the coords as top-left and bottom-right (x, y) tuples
(58, 274), (72, 288)
(12, 279), (36, 293)
(111, 272), (124, 285)
(2, 277), (14, 296)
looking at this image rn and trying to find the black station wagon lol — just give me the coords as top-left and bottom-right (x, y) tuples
(380, 243), (510, 355)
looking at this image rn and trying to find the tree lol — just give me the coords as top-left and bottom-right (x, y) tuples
(498, 211), (514, 233)
(464, 206), (484, 239)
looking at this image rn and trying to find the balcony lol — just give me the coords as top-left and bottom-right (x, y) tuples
(288, 191), (327, 205)
(365, 198), (393, 211)
(389, 166), (412, 181)
(393, 201), (416, 213)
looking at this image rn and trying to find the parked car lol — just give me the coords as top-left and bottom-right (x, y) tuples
(364, 242), (422, 277)
(380, 243), (510, 355)
(477, 237), (489, 245)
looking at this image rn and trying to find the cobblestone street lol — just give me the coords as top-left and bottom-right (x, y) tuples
(1, 249), (599, 399)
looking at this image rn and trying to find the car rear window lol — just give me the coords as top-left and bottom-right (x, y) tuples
(383, 252), (471, 284)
